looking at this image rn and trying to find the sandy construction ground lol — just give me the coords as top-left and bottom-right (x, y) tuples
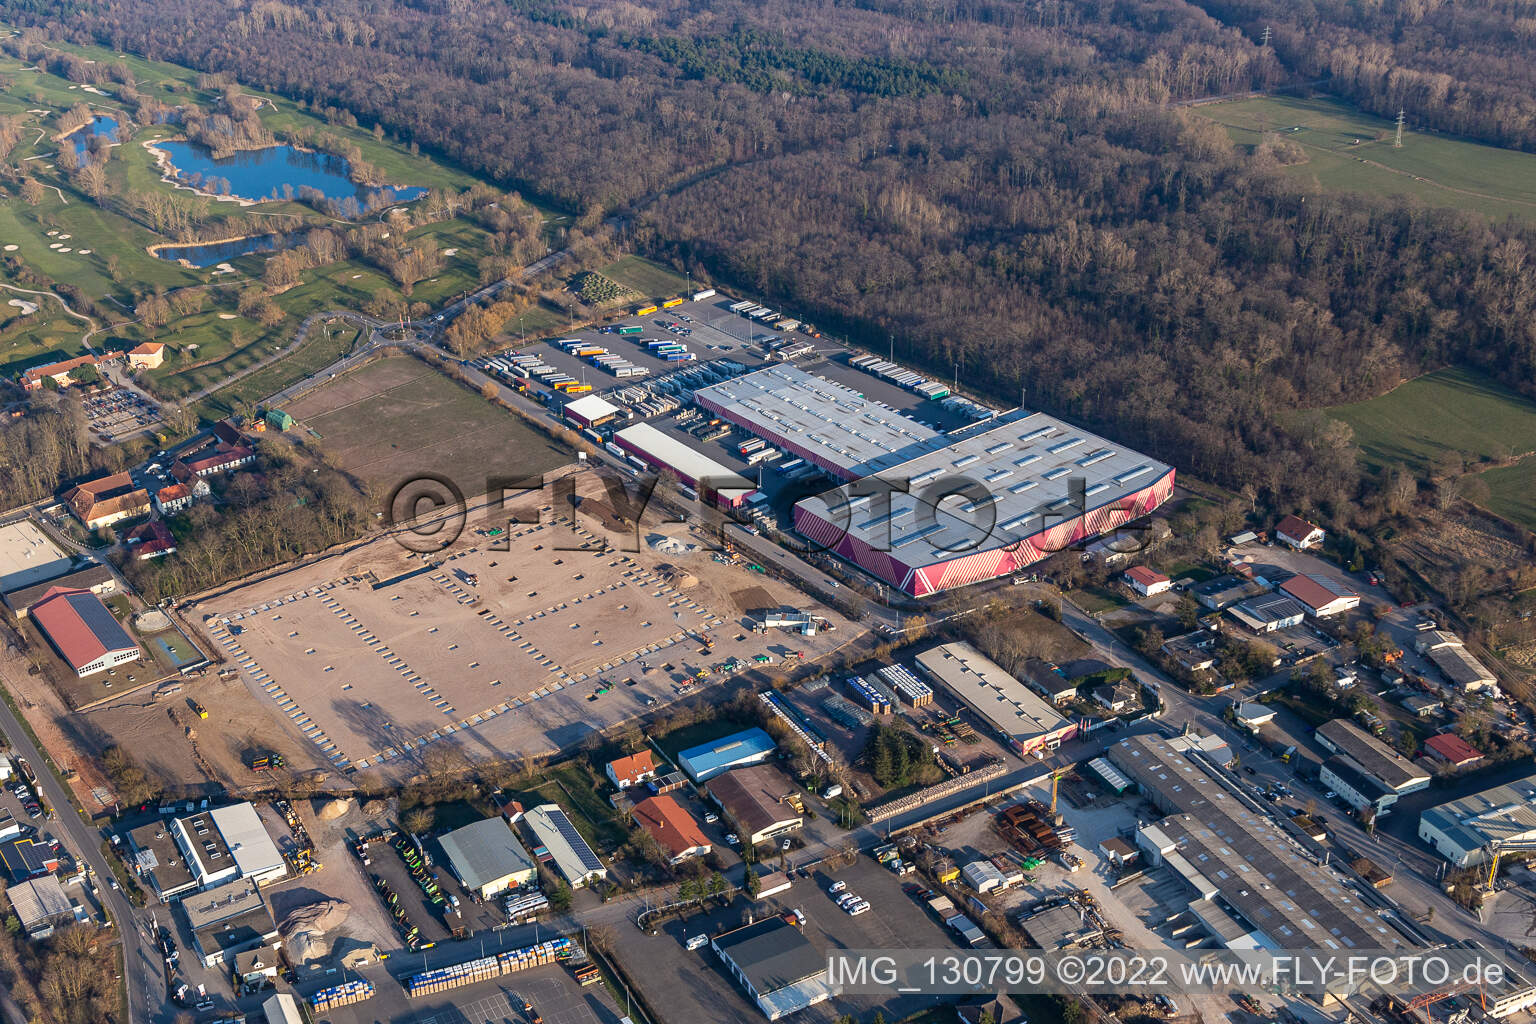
(180, 473), (859, 783)
(0, 622), (332, 805)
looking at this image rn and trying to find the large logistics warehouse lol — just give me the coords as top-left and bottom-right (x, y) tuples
(696, 365), (1173, 596)
(613, 422), (756, 508)
(695, 366), (943, 480)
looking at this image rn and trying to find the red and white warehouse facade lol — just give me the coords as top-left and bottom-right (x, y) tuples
(795, 468), (1174, 597)
(696, 366), (1176, 597)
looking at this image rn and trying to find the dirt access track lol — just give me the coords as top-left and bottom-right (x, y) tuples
(178, 468), (859, 783)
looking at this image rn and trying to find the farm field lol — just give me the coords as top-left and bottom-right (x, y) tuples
(1480, 458), (1536, 532)
(281, 353), (572, 492)
(1325, 367), (1536, 474)
(1199, 94), (1536, 223)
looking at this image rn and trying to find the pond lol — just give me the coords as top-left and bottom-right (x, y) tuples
(153, 139), (425, 213)
(152, 232), (301, 269)
(69, 114), (118, 159)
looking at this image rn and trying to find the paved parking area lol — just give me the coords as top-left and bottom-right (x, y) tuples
(365, 839), (453, 943)
(613, 858), (964, 1024)
(453, 978), (620, 1024)
(84, 386), (159, 440)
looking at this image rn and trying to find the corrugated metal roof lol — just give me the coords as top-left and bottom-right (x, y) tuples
(438, 817), (534, 890)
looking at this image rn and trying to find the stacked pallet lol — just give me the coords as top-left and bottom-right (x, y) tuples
(403, 938), (574, 997)
(310, 979), (375, 1011)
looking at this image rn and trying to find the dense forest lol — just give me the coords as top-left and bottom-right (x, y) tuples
(3, 0), (1536, 522)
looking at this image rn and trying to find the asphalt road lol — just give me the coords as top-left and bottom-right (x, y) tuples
(0, 696), (167, 1024)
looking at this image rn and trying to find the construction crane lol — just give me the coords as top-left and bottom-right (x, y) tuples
(1049, 765), (1070, 815)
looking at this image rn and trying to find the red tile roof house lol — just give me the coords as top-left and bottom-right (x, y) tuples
(1275, 514), (1325, 550)
(125, 521), (177, 560)
(1123, 565), (1172, 597)
(18, 352), (120, 391)
(170, 445), (255, 482)
(1423, 733), (1483, 768)
(631, 794), (711, 864)
(126, 341), (165, 370)
(29, 586), (140, 677)
(211, 419), (245, 448)
(155, 483), (193, 515)
(62, 472), (151, 529)
(605, 750), (658, 790)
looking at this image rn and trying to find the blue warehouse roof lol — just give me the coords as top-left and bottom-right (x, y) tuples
(677, 727), (776, 782)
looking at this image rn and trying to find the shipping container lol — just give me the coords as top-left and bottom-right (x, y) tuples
(662, 297), (685, 308)
(636, 304), (659, 316)
(692, 289), (717, 301)
(617, 326), (643, 336)
(745, 448), (779, 465)
(778, 458), (804, 473)
(729, 299), (754, 312)
(738, 438), (766, 454)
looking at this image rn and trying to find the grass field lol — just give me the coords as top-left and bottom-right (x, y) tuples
(503, 760), (629, 851)
(1198, 94), (1536, 223)
(598, 255), (689, 300)
(1325, 367), (1536, 474)
(1479, 458), (1536, 532)
(191, 322), (365, 422)
(282, 355), (571, 491)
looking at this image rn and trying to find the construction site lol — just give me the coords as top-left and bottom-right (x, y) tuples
(177, 473), (855, 780)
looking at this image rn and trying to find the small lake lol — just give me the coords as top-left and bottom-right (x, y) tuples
(154, 139), (425, 211)
(152, 232), (300, 269)
(69, 114), (118, 159)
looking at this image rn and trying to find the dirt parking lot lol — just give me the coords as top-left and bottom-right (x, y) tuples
(183, 474), (858, 781)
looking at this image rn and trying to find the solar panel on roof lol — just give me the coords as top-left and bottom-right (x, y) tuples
(544, 808), (604, 873)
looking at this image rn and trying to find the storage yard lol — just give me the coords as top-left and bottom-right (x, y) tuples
(183, 473), (854, 779)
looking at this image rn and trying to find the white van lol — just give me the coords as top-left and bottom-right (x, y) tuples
(685, 934), (708, 951)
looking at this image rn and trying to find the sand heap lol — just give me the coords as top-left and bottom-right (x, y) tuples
(317, 798), (351, 822)
(279, 898), (350, 963)
(647, 534), (699, 556)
